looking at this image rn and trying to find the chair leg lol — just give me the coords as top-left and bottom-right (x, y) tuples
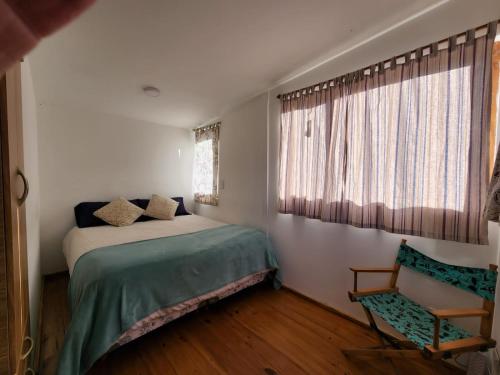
(360, 307), (417, 350)
(362, 307), (389, 348)
(345, 308), (422, 374)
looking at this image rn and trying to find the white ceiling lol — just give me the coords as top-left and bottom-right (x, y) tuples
(29, 0), (442, 128)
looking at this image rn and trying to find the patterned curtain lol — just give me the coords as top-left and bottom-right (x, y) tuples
(193, 122), (220, 206)
(278, 22), (497, 244)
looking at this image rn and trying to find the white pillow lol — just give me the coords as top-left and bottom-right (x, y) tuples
(145, 194), (179, 220)
(93, 197), (144, 227)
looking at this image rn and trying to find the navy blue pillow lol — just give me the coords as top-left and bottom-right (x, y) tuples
(171, 197), (191, 216)
(74, 197), (191, 228)
(130, 199), (155, 223)
(131, 198), (149, 210)
(134, 196), (191, 218)
(74, 201), (110, 228)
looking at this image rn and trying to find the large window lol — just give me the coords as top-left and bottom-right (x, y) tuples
(278, 24), (497, 244)
(193, 122), (220, 205)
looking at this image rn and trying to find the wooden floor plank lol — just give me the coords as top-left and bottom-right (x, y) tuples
(188, 309), (309, 375)
(39, 273), (71, 375)
(226, 299), (354, 374)
(250, 291), (393, 374)
(39, 274), (462, 375)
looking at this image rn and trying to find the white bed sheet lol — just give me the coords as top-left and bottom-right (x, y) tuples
(63, 214), (226, 275)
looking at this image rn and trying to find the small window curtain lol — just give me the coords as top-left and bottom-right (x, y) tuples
(193, 122), (220, 206)
(278, 22), (497, 244)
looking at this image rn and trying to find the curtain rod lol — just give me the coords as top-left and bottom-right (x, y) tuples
(276, 20), (498, 100)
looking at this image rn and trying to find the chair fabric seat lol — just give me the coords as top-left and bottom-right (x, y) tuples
(357, 292), (472, 349)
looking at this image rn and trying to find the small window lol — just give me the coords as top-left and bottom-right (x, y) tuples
(193, 122), (220, 205)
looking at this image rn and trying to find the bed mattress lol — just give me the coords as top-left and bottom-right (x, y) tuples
(57, 215), (280, 375)
(63, 214), (226, 274)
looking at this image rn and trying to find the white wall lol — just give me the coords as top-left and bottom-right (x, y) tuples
(38, 105), (194, 274)
(268, 0), (500, 334)
(203, 0), (500, 336)
(21, 60), (42, 341)
(195, 94), (268, 230)
(31, 0), (500, 340)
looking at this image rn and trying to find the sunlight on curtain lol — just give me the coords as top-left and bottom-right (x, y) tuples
(193, 139), (214, 195)
(278, 24), (496, 244)
(342, 66), (471, 211)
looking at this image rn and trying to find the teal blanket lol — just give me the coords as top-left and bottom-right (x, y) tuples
(56, 224), (280, 375)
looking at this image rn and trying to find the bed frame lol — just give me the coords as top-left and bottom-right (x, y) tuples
(111, 269), (274, 350)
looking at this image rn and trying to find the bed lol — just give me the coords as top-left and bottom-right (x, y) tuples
(56, 214), (280, 375)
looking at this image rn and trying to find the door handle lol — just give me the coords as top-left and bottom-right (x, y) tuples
(20, 336), (33, 360)
(16, 169), (29, 205)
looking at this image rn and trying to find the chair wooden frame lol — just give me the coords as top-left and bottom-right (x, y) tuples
(342, 239), (497, 361)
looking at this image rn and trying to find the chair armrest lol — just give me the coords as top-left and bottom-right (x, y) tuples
(430, 308), (489, 319)
(424, 336), (496, 359)
(429, 308), (489, 350)
(349, 267), (397, 292)
(349, 267), (396, 273)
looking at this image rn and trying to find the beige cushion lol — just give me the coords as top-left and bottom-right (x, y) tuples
(93, 198), (144, 227)
(145, 194), (179, 220)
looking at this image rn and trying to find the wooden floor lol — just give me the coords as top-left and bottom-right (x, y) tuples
(39, 274), (462, 375)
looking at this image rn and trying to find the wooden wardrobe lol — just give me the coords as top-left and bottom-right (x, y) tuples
(0, 62), (33, 375)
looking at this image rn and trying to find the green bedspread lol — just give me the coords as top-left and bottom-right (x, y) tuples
(56, 224), (280, 375)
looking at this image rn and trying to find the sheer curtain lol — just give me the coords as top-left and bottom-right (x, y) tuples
(193, 123), (220, 206)
(278, 23), (497, 244)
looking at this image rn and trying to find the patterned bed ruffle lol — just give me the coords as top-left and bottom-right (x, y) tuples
(111, 269), (272, 349)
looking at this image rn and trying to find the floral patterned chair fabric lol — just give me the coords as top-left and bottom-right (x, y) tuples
(353, 243), (497, 350)
(346, 240), (498, 360)
(357, 292), (472, 349)
(396, 244), (497, 301)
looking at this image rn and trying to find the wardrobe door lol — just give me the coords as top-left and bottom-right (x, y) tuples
(0, 159), (8, 375)
(0, 62), (31, 375)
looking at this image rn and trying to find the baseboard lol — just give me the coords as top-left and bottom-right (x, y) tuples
(281, 285), (465, 374)
(281, 285), (370, 329)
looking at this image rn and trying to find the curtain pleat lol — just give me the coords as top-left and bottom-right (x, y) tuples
(278, 25), (496, 244)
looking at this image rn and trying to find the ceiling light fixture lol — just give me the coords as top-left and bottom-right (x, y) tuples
(142, 85), (161, 97)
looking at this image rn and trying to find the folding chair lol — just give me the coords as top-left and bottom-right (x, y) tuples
(343, 239), (497, 361)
